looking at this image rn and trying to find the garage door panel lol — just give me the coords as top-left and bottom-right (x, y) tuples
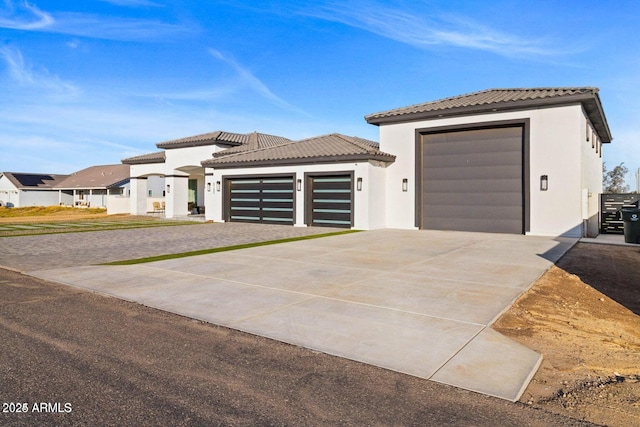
(426, 126), (521, 141)
(425, 142), (521, 158)
(421, 126), (524, 234)
(423, 192), (523, 206)
(423, 165), (522, 181)
(424, 204), (524, 220)
(424, 179), (522, 194)
(312, 201), (352, 211)
(227, 177), (294, 225)
(309, 175), (353, 228)
(425, 151), (521, 168)
(313, 211), (351, 221)
(425, 217), (523, 233)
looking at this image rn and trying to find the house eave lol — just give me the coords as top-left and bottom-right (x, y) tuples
(202, 154), (396, 169)
(366, 94), (613, 143)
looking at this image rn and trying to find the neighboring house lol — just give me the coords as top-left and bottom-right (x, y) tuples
(124, 87), (611, 237)
(0, 172), (69, 207)
(53, 164), (131, 212)
(365, 87), (612, 237)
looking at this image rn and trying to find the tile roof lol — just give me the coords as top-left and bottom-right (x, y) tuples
(202, 133), (395, 168)
(213, 132), (295, 157)
(121, 151), (166, 165)
(156, 131), (292, 149)
(1, 172), (69, 189)
(55, 164), (130, 189)
(365, 87), (613, 142)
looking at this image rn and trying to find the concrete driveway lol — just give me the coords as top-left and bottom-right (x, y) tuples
(28, 228), (575, 401)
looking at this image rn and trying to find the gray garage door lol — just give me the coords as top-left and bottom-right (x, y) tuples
(420, 126), (523, 234)
(308, 175), (353, 228)
(227, 176), (295, 225)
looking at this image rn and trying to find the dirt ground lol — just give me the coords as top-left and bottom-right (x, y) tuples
(0, 213), (130, 223)
(493, 242), (640, 427)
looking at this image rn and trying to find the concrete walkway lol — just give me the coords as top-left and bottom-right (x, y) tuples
(26, 228), (575, 401)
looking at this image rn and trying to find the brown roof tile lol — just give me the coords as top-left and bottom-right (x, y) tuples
(202, 133), (395, 169)
(121, 151), (166, 165)
(156, 131), (291, 149)
(55, 164), (130, 189)
(365, 87), (612, 142)
(213, 132), (294, 157)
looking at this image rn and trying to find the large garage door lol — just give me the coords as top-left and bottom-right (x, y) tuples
(420, 126), (523, 234)
(227, 176), (294, 225)
(308, 175), (353, 228)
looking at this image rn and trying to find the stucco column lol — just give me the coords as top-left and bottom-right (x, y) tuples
(204, 171), (215, 221)
(129, 177), (148, 215)
(165, 175), (189, 218)
(294, 173), (305, 227)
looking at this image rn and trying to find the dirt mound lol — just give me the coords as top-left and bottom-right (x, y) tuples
(493, 242), (640, 426)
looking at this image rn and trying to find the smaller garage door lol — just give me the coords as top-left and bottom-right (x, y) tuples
(227, 176), (294, 225)
(308, 175), (353, 228)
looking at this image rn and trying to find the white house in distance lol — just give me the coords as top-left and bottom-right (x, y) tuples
(124, 87), (611, 237)
(0, 165), (139, 212)
(53, 164), (131, 210)
(0, 172), (68, 207)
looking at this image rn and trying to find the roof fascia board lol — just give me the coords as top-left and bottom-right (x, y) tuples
(367, 93), (613, 143)
(157, 140), (242, 149)
(122, 158), (166, 165)
(367, 95), (592, 124)
(203, 154), (396, 169)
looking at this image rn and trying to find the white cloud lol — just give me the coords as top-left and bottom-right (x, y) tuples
(209, 49), (307, 115)
(291, 0), (564, 58)
(49, 11), (190, 41)
(0, 0), (53, 30)
(0, 46), (80, 96)
(0, 1), (190, 41)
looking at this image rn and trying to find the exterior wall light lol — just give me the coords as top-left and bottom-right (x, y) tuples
(297, 178), (302, 191)
(207, 182), (211, 192)
(402, 178), (408, 192)
(356, 177), (363, 191)
(540, 175), (548, 191)
(216, 181), (221, 192)
(166, 184), (170, 194)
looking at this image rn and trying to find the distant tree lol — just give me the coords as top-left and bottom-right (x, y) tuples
(603, 162), (629, 193)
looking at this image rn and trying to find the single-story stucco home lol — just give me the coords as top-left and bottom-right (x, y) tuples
(1, 164), (136, 210)
(123, 87), (611, 238)
(0, 172), (69, 207)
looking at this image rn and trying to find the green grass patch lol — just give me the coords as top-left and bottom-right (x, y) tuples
(102, 230), (361, 265)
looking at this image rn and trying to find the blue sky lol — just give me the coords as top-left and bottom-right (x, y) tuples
(1, 0), (639, 189)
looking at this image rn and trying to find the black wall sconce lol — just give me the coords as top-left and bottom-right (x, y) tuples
(296, 179), (302, 191)
(207, 182), (211, 192)
(540, 175), (548, 191)
(402, 178), (408, 192)
(356, 177), (363, 191)
(166, 184), (171, 194)
(216, 181), (221, 192)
